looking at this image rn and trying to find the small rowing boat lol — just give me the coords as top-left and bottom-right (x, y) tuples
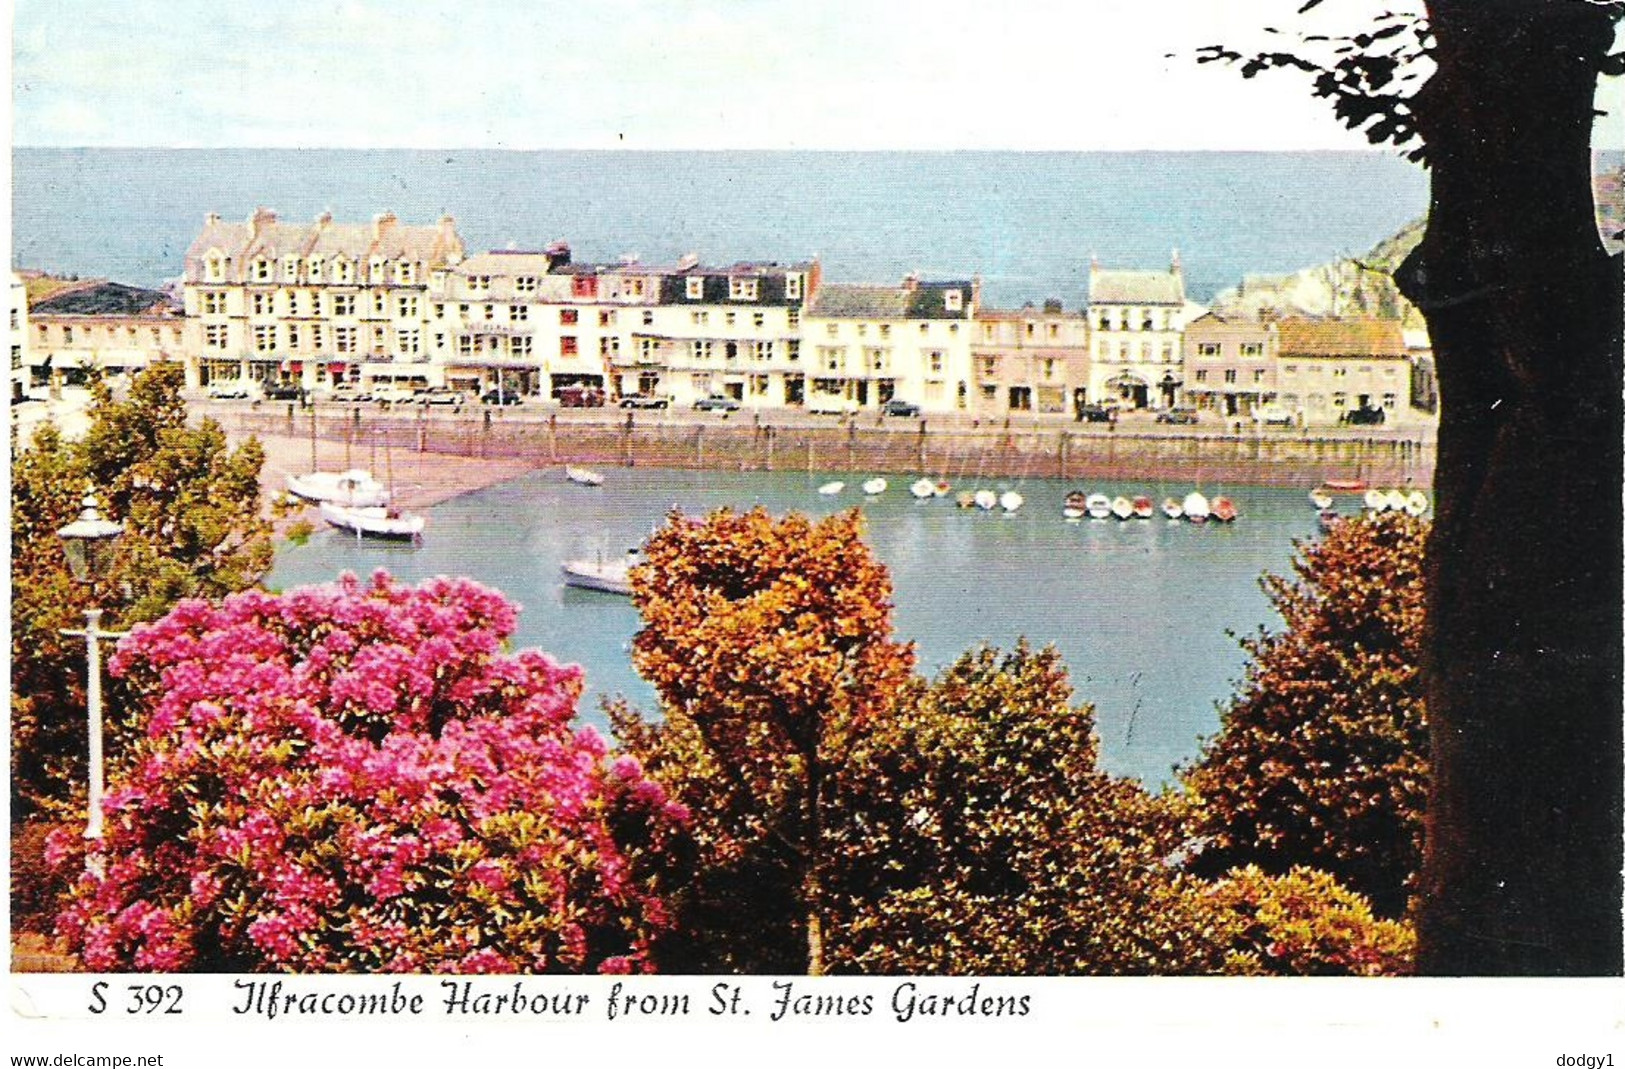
(1183, 491), (1211, 524)
(1111, 496), (1134, 520)
(565, 466), (604, 487)
(1085, 493), (1112, 520)
(1132, 495), (1155, 519)
(974, 489), (999, 511)
(1210, 496), (1239, 523)
(818, 480), (845, 496)
(999, 490), (1024, 513)
(1063, 490), (1088, 520)
(1162, 496), (1184, 520)
(910, 478), (937, 499)
(862, 477), (888, 496)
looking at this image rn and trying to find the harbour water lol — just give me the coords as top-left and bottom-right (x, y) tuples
(267, 467), (1335, 787)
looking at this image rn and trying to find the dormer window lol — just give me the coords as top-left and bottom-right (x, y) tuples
(687, 277), (705, 300)
(206, 254), (225, 282)
(944, 289), (963, 312)
(396, 262), (416, 285)
(369, 257), (385, 282)
(729, 277), (759, 301)
(786, 274), (803, 300)
(251, 258), (272, 282)
(282, 256), (299, 280)
(334, 259), (354, 284)
(308, 257), (325, 282)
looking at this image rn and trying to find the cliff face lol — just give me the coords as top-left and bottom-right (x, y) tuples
(1208, 165), (1621, 325)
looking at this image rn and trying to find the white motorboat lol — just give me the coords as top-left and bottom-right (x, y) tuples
(1183, 491), (1211, 523)
(910, 478), (937, 499)
(319, 502), (424, 541)
(862, 477), (888, 496)
(287, 469), (391, 508)
(1110, 495), (1134, 520)
(817, 480), (845, 496)
(1405, 489), (1430, 516)
(973, 489), (999, 511)
(565, 466), (605, 487)
(999, 490), (1024, 513)
(1085, 493), (1112, 520)
(1162, 496), (1184, 520)
(560, 549), (639, 596)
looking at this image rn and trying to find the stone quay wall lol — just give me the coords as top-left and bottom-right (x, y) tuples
(226, 405), (1435, 490)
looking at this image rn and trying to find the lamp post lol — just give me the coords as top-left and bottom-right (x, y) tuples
(57, 489), (126, 872)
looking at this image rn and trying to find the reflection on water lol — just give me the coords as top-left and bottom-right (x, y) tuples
(269, 467), (1327, 787)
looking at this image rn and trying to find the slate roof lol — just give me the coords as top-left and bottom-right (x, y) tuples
(30, 281), (175, 317)
(809, 280), (973, 320)
(185, 210), (464, 281)
(1276, 317), (1407, 359)
(1089, 269), (1184, 306)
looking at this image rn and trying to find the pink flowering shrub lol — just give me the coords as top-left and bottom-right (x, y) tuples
(49, 571), (687, 973)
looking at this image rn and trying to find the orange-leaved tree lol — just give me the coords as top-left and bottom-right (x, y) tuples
(618, 507), (914, 975)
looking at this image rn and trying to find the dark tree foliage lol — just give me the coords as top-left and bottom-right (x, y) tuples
(1185, 515), (1429, 919)
(1198, 0), (1624, 974)
(10, 362), (273, 819)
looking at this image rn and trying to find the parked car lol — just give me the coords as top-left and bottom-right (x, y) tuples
(207, 379), (260, 400)
(1155, 405), (1200, 425)
(1252, 403), (1297, 427)
(881, 398), (921, 417)
(481, 389), (524, 406)
(315, 382), (368, 403)
(693, 395), (740, 412)
(619, 393), (670, 409)
(263, 381), (303, 402)
(556, 385), (606, 408)
(1341, 404), (1386, 426)
(1076, 403), (1116, 423)
(416, 387), (466, 406)
(371, 384), (419, 405)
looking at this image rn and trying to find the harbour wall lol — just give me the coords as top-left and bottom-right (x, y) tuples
(226, 406), (1435, 490)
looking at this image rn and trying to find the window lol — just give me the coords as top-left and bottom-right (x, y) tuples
(369, 257), (385, 282)
(206, 255), (225, 282)
(503, 305), (523, 322)
(484, 305), (495, 320)
(332, 294), (355, 316)
(511, 336), (533, 358)
(283, 256), (299, 280)
(820, 346), (843, 372)
(826, 323), (838, 338)
(560, 308), (579, 325)
(571, 276), (595, 298)
(919, 323), (929, 335)
(1098, 315), (1112, 331)
(1097, 341), (1110, 359)
(691, 340), (712, 361)
(642, 311), (654, 326)
(205, 325), (227, 349)
(866, 347), (886, 371)
(252, 259), (272, 282)
(979, 356), (999, 377)
(398, 295), (419, 318)
(458, 336), (475, 357)
(1254, 369), (1267, 384)
(1118, 342), (1130, 360)
(395, 263), (416, 285)
(786, 274), (803, 300)
(1223, 369), (1237, 384)
(752, 374), (769, 395)
(726, 312), (737, 327)
(253, 294), (276, 320)
(1042, 358), (1056, 380)
(1142, 312), (1154, 331)
(1240, 342), (1264, 358)
(333, 327), (356, 353)
(516, 276), (537, 293)
(1383, 393), (1397, 408)
(468, 275), (491, 294)
(308, 258), (324, 282)
(687, 277), (705, 300)
(1332, 392), (1348, 408)
(1009, 386), (1032, 410)
(599, 310), (614, 327)
(692, 311), (710, 325)
(1161, 343), (1174, 361)
(201, 291), (227, 315)
(397, 329), (421, 355)
(928, 350), (944, 375)
(1333, 367), (1348, 379)
(786, 340), (800, 362)
(334, 260), (354, 284)
(1283, 364), (1298, 375)
(788, 309), (800, 329)
(945, 289), (963, 312)
(433, 303), (445, 319)
(600, 336), (620, 357)
(287, 325), (301, 350)
(755, 341), (773, 361)
(729, 277), (760, 301)
(561, 336), (578, 356)
(753, 312), (765, 328)
(373, 326), (386, 348)
(1194, 369), (1208, 383)
(1198, 342), (1221, 358)
(1139, 342), (1151, 360)
(371, 293), (385, 315)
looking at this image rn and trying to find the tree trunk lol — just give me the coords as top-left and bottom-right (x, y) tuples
(1398, 0), (1623, 974)
(805, 762), (825, 976)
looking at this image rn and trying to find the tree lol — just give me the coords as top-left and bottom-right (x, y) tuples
(48, 572), (685, 973)
(11, 362), (273, 819)
(823, 642), (1223, 975)
(1199, 0), (1623, 975)
(615, 507), (915, 974)
(1184, 514), (1429, 918)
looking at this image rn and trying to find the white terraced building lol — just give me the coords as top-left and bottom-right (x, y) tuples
(1086, 254), (1197, 411)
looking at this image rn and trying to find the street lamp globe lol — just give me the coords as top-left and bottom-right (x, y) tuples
(57, 490), (124, 583)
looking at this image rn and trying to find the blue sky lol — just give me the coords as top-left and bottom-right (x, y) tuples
(10, 1), (1624, 150)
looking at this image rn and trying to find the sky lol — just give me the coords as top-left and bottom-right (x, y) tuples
(12, 0), (1622, 151)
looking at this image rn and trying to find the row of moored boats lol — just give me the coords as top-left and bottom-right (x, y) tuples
(285, 469), (426, 541)
(1061, 490), (1237, 524)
